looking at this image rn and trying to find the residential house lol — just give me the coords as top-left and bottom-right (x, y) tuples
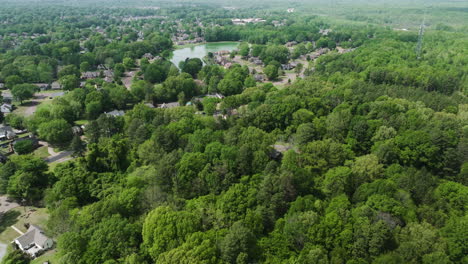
(81, 72), (100, 79)
(286, 41), (298, 47)
(249, 57), (263, 65)
(72, 126), (83, 136)
(142, 53), (154, 60)
(0, 125), (16, 140)
(254, 74), (266, 82)
(1, 103), (13, 113)
(13, 225), (53, 258)
(281, 63), (296, 70)
(105, 110), (125, 117)
(157, 102), (180, 109)
(206, 93), (225, 99)
(33, 83), (49, 91)
(51, 82), (62, 90)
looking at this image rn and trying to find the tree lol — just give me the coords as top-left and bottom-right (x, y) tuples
(59, 74), (80, 91)
(11, 84), (36, 104)
(144, 64), (166, 83)
(59, 65), (80, 78)
(264, 65), (279, 80)
(1, 250), (30, 264)
(80, 61), (91, 72)
(220, 222), (257, 263)
(5, 75), (23, 89)
(180, 58), (203, 78)
(142, 206), (201, 261)
(3, 155), (48, 203)
(38, 119), (73, 146)
(70, 135), (86, 157)
(14, 140), (36, 155)
(123, 57), (135, 69)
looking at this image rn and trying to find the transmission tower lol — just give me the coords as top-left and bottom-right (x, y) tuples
(416, 10), (427, 59)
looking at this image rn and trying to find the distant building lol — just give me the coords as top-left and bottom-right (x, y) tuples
(105, 110), (125, 117)
(286, 41), (298, 47)
(1, 103), (13, 113)
(287, 8), (295, 13)
(254, 74), (266, 82)
(142, 53), (154, 60)
(157, 102), (180, 109)
(0, 125), (16, 140)
(13, 225), (53, 259)
(51, 82), (62, 90)
(81, 72), (100, 79)
(72, 126), (83, 135)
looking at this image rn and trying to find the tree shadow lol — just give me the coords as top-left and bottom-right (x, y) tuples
(0, 210), (20, 233)
(17, 101), (41, 107)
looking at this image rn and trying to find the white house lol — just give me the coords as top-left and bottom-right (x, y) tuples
(13, 225), (53, 258)
(1, 103), (13, 113)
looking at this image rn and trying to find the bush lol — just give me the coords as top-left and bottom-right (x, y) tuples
(14, 140), (36, 154)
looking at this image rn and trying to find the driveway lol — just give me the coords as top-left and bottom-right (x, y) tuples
(38, 141), (73, 164)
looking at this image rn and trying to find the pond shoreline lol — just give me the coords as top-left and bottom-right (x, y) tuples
(170, 41), (240, 69)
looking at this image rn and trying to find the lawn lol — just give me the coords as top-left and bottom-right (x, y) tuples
(33, 146), (50, 159)
(31, 250), (60, 264)
(74, 119), (89, 126)
(0, 206), (50, 244)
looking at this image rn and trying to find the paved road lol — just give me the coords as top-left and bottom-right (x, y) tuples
(39, 141), (74, 164)
(0, 243), (6, 262)
(45, 151), (73, 163)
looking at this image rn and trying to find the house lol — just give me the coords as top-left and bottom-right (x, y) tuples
(157, 102), (180, 109)
(72, 126), (83, 135)
(0, 125), (16, 140)
(216, 50), (231, 56)
(319, 29), (332, 36)
(249, 57), (263, 65)
(142, 53), (154, 60)
(50, 82), (62, 90)
(286, 41), (298, 47)
(105, 110), (125, 117)
(1, 103), (13, 113)
(254, 74), (266, 82)
(0, 83), (5, 89)
(13, 225), (53, 258)
(81, 72), (100, 79)
(281, 63), (296, 70)
(33, 83), (49, 91)
(206, 93), (225, 99)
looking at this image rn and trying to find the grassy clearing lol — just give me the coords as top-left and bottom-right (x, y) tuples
(74, 120), (88, 126)
(31, 250), (60, 264)
(33, 146), (50, 159)
(0, 206), (49, 242)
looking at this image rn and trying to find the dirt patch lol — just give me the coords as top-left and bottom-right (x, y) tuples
(0, 196), (19, 214)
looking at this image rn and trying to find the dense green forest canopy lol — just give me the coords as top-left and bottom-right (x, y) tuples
(0, 0), (467, 264)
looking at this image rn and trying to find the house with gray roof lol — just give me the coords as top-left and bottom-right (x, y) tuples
(13, 225), (53, 258)
(1, 103), (13, 113)
(105, 110), (125, 117)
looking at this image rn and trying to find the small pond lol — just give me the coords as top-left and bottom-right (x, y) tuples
(170, 42), (239, 68)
